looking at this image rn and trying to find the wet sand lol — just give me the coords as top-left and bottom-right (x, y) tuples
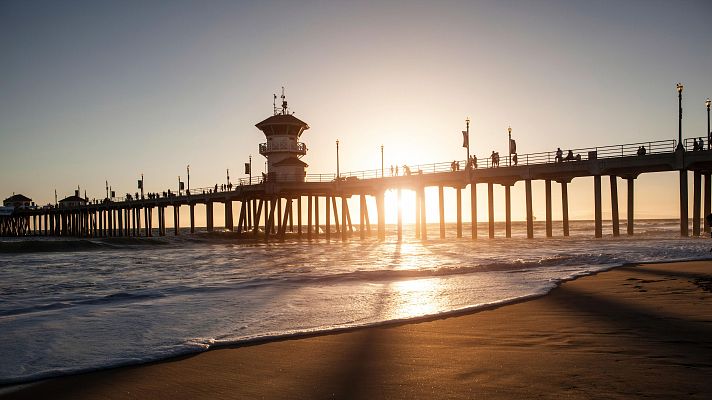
(3, 261), (711, 399)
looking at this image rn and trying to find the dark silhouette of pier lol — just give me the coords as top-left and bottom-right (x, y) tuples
(4, 138), (712, 241)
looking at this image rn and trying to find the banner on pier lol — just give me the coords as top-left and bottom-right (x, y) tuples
(462, 131), (468, 148)
(244, 163), (251, 174)
(510, 138), (517, 154)
(137, 180), (142, 189)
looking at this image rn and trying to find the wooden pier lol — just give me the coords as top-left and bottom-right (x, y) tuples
(3, 138), (712, 241)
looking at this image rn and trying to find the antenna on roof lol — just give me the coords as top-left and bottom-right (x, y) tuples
(281, 86), (288, 115)
(273, 93), (277, 116)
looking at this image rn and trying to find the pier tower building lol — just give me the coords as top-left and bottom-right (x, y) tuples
(256, 89), (309, 182)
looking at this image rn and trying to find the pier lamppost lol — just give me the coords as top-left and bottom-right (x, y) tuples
(336, 139), (340, 178)
(508, 126), (512, 166)
(706, 98), (711, 149)
(677, 83), (684, 150)
(381, 145), (384, 178)
(226, 169), (230, 188)
(186, 165), (190, 194)
(139, 174), (144, 199)
(465, 117), (470, 167)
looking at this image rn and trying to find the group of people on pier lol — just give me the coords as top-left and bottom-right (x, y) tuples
(692, 138), (709, 151)
(555, 148), (582, 163)
(389, 165), (415, 176)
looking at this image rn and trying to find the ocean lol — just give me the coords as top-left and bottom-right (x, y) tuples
(0, 219), (709, 385)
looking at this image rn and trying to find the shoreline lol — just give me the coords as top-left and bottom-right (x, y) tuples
(0, 259), (668, 387)
(2, 259), (711, 398)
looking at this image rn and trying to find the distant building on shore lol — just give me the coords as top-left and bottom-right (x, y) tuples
(3, 194), (32, 209)
(256, 89), (309, 182)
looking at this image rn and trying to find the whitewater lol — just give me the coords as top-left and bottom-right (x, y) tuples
(0, 220), (709, 385)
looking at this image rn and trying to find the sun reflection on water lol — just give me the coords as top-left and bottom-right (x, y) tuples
(388, 278), (444, 320)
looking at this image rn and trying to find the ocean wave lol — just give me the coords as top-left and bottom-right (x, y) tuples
(0, 238), (168, 253)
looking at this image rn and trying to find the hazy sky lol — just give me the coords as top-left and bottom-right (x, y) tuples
(1, 0), (711, 223)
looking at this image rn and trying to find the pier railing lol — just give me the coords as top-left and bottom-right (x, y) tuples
(59, 138), (687, 205)
(339, 139), (679, 179)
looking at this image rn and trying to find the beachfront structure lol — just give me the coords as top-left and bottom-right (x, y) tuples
(3, 194), (32, 208)
(58, 194), (88, 208)
(256, 91), (309, 182)
(3, 137), (712, 240)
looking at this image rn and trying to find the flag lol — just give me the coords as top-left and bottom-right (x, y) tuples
(509, 138), (517, 154)
(462, 131), (469, 148)
(137, 180), (143, 189)
(244, 163), (251, 174)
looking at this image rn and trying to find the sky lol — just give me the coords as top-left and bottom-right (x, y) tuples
(1, 0), (711, 225)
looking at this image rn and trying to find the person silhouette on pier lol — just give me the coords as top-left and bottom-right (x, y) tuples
(555, 147), (563, 163)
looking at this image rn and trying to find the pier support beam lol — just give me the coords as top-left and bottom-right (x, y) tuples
(206, 202), (214, 232)
(237, 202), (246, 234)
(342, 196), (349, 241)
(693, 171), (701, 236)
(705, 173), (711, 233)
(326, 195), (331, 241)
(359, 194), (365, 240)
(420, 186), (427, 240)
(314, 196), (319, 238)
(190, 204), (195, 234)
(307, 196), (313, 240)
(680, 170), (689, 237)
(265, 198), (276, 243)
(297, 197), (302, 237)
(174, 205), (180, 235)
(456, 187), (462, 238)
(545, 179), (552, 237)
(225, 201), (233, 231)
(377, 192), (385, 241)
(289, 198), (294, 232)
(439, 186), (445, 239)
(594, 175), (602, 238)
(610, 176), (620, 237)
(415, 190), (421, 239)
(397, 189), (403, 241)
(504, 185), (511, 238)
(488, 183), (494, 239)
(627, 178), (634, 235)
(277, 198), (282, 234)
(331, 197), (340, 233)
(253, 200), (263, 238)
(471, 183), (477, 239)
(117, 209), (123, 237)
(561, 181), (569, 237)
(525, 179), (533, 239)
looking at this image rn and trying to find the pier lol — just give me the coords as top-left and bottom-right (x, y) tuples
(4, 91), (712, 241)
(3, 138), (712, 241)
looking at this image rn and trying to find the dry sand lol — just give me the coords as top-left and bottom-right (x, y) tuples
(2, 261), (711, 399)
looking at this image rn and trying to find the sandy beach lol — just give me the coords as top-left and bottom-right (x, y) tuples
(3, 260), (711, 399)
